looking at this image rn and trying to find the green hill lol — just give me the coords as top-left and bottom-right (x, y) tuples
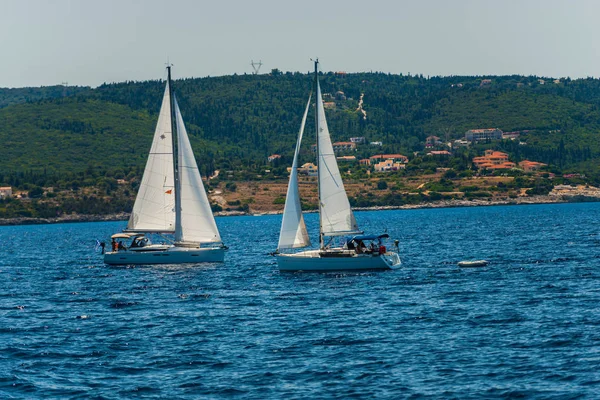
(1, 71), (600, 185)
(0, 85), (90, 108)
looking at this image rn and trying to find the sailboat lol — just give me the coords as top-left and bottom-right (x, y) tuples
(104, 66), (226, 265)
(275, 60), (401, 271)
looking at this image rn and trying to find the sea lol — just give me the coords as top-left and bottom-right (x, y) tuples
(1, 203), (599, 399)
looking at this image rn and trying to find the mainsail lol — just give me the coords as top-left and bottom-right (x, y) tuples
(277, 95), (312, 250)
(173, 97), (222, 244)
(127, 82), (176, 232)
(315, 79), (359, 237)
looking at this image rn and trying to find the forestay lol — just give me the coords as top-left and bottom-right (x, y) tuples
(173, 97), (222, 244)
(127, 82), (176, 232)
(278, 95), (312, 250)
(316, 80), (359, 236)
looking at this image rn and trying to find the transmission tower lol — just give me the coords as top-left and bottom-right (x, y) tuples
(251, 60), (263, 75)
(61, 82), (69, 97)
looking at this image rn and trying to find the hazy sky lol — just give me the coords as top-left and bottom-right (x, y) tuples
(1, 0), (599, 88)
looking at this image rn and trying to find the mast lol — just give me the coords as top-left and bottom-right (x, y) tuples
(167, 65), (182, 239)
(314, 59), (324, 250)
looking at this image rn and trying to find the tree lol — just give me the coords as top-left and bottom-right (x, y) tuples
(28, 186), (44, 198)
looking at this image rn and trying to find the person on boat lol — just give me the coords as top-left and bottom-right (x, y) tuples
(111, 238), (118, 252)
(118, 241), (126, 251)
(355, 240), (366, 254)
(368, 242), (376, 254)
(379, 244), (386, 255)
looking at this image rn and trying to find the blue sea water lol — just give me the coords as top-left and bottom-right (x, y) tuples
(0, 203), (599, 399)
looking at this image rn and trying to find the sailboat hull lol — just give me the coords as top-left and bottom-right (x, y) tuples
(104, 246), (225, 265)
(276, 249), (401, 272)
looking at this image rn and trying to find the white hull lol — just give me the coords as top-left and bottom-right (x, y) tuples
(276, 249), (401, 272)
(104, 245), (225, 265)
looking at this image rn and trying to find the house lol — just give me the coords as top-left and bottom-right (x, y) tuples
(336, 156), (357, 162)
(374, 159), (405, 172)
(0, 187), (12, 199)
(427, 150), (451, 156)
(465, 128), (503, 142)
(299, 163), (318, 176)
(268, 154), (281, 162)
(519, 160), (547, 172)
(502, 131), (521, 140)
(323, 102), (336, 109)
(359, 158), (371, 166)
(369, 154), (409, 164)
(334, 91), (346, 101)
(453, 139), (470, 148)
(332, 142), (357, 153)
(425, 135), (442, 148)
(480, 79), (492, 87)
(350, 137), (365, 144)
(370, 141), (383, 146)
(472, 150), (516, 170)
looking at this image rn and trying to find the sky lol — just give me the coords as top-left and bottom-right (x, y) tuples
(1, 0), (599, 88)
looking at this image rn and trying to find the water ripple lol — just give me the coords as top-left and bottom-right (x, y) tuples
(0, 204), (599, 398)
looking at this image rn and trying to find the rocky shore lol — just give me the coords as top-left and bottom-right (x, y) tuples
(2, 193), (598, 226)
(0, 212), (131, 226)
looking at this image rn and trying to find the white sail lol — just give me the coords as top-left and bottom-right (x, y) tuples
(316, 80), (359, 236)
(173, 97), (222, 244)
(127, 82), (176, 232)
(278, 95), (312, 251)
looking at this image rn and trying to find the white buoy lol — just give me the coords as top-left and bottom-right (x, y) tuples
(458, 260), (489, 268)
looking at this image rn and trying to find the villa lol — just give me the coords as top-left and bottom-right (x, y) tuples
(473, 150), (516, 170)
(369, 154), (409, 164)
(374, 159), (405, 172)
(519, 160), (547, 172)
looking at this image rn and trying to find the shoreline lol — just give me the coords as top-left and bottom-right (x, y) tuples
(1, 195), (598, 226)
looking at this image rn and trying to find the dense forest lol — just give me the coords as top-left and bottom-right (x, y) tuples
(1, 70), (600, 218)
(0, 85), (90, 108)
(1, 71), (600, 179)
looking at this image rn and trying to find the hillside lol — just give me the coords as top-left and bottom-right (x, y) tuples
(1, 72), (600, 178)
(0, 85), (90, 108)
(1, 70), (600, 220)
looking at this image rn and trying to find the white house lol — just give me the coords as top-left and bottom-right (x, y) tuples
(0, 187), (12, 199)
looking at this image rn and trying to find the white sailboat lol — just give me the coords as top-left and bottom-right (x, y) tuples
(275, 60), (401, 271)
(104, 66), (225, 265)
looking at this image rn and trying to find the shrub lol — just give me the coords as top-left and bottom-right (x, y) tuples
(377, 180), (388, 190)
(28, 186), (44, 198)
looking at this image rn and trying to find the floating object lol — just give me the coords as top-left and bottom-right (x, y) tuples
(458, 260), (489, 268)
(274, 60), (400, 272)
(104, 66), (226, 265)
